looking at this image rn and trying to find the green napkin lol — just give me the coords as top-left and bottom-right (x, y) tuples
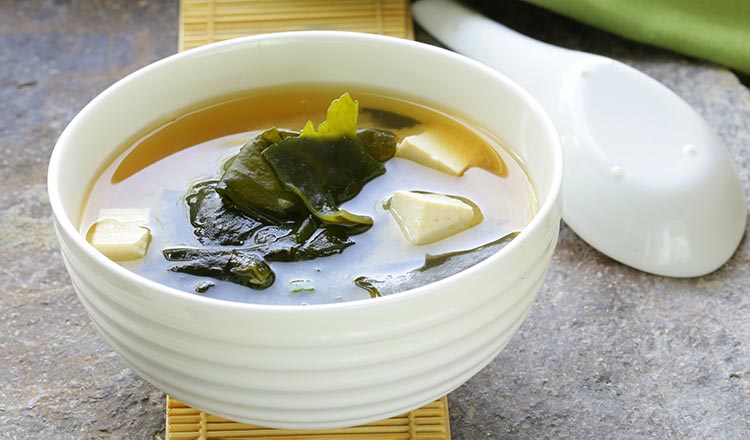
(521, 0), (750, 74)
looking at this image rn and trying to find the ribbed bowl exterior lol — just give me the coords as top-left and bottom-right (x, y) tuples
(49, 32), (563, 429)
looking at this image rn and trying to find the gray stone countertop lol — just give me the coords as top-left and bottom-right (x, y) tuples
(1, 1), (748, 439)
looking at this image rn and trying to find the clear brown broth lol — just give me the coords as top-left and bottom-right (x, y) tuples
(81, 85), (537, 305)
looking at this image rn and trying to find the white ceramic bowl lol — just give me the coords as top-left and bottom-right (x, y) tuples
(48, 32), (563, 429)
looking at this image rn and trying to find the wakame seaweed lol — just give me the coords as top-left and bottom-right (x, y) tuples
(162, 216), (355, 287)
(165, 248), (275, 290)
(354, 232), (520, 298)
(261, 93), (386, 227)
(186, 180), (263, 245)
(163, 93), (396, 291)
(216, 128), (306, 222)
(361, 107), (419, 130)
(357, 128), (397, 162)
(262, 135), (384, 227)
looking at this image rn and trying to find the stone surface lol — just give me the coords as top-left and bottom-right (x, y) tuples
(1, 1), (748, 439)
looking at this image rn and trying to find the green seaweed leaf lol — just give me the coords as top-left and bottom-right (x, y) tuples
(357, 128), (397, 162)
(361, 107), (419, 130)
(165, 248), (275, 290)
(262, 135), (383, 226)
(299, 93), (358, 139)
(216, 128), (306, 222)
(261, 94), (386, 227)
(164, 93), (402, 292)
(354, 232), (520, 297)
(162, 216), (355, 290)
(185, 180), (263, 245)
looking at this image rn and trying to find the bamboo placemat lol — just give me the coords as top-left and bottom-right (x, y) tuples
(169, 2), (449, 439)
(179, 0), (414, 51)
(166, 396), (451, 439)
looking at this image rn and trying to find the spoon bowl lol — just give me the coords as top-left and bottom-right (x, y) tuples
(414, 0), (746, 276)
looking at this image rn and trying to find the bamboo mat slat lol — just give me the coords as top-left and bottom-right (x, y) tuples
(170, 3), (448, 438)
(179, 0), (414, 51)
(166, 396), (451, 440)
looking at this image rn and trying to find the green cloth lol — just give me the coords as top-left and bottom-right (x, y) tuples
(521, 0), (750, 74)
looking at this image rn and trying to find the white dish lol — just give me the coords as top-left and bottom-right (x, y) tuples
(414, 0), (747, 277)
(48, 31), (563, 429)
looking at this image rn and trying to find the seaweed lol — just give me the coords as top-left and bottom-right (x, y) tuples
(194, 280), (215, 293)
(165, 248), (275, 290)
(162, 215), (355, 287)
(186, 180), (263, 245)
(215, 128), (306, 222)
(361, 108), (419, 130)
(262, 135), (384, 227)
(299, 93), (359, 139)
(357, 128), (397, 162)
(261, 93), (385, 227)
(354, 232), (519, 297)
(163, 93), (402, 292)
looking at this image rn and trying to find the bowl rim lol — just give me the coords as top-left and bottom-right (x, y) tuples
(48, 30), (563, 313)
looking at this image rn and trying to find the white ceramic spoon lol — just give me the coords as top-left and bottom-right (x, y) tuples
(414, 0), (746, 277)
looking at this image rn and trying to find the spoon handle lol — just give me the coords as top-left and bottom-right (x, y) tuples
(413, 0), (586, 108)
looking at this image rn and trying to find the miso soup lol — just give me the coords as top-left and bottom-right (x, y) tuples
(80, 86), (537, 305)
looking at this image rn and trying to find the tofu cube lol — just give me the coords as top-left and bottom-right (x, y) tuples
(388, 191), (477, 245)
(89, 208), (151, 261)
(396, 132), (469, 176)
